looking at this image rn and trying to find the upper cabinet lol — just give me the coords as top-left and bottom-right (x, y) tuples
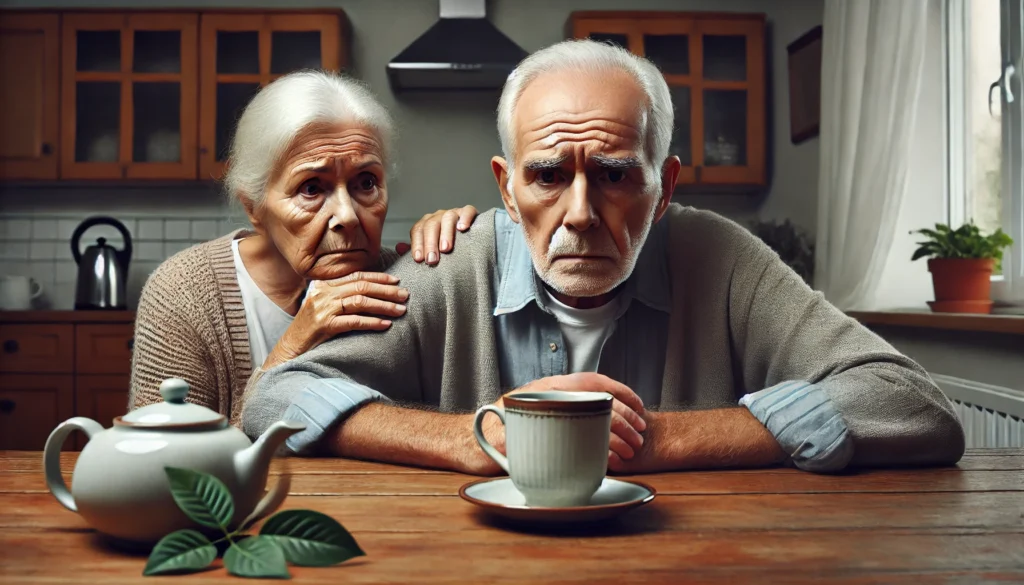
(0, 13), (60, 180)
(61, 13), (198, 180)
(568, 12), (767, 190)
(0, 9), (347, 182)
(199, 13), (345, 180)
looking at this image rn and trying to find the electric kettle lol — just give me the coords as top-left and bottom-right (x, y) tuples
(71, 216), (133, 310)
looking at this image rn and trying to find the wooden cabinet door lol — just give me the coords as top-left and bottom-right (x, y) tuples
(198, 11), (344, 181)
(74, 374), (129, 449)
(0, 324), (74, 374)
(694, 18), (765, 187)
(60, 12), (198, 180)
(0, 374), (74, 451)
(0, 13), (60, 180)
(75, 324), (134, 375)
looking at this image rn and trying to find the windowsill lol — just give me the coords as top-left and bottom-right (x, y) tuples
(847, 309), (1024, 335)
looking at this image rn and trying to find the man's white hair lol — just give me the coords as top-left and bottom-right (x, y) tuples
(224, 70), (396, 205)
(496, 39), (674, 173)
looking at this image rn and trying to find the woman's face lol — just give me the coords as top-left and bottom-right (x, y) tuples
(249, 122), (388, 281)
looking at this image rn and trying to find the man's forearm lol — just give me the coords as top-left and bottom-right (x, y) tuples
(326, 402), (504, 474)
(642, 408), (787, 472)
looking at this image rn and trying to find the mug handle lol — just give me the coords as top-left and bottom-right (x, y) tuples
(28, 278), (43, 300)
(472, 405), (510, 474)
(44, 417), (104, 512)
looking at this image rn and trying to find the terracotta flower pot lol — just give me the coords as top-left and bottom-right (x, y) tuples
(926, 258), (994, 314)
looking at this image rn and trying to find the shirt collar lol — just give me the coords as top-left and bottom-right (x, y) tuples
(493, 210), (671, 317)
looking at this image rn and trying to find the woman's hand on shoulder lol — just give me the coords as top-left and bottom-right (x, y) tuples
(263, 272), (409, 369)
(404, 205), (478, 265)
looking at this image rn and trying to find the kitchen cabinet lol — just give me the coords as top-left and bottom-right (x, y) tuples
(0, 9), (347, 182)
(60, 12), (199, 180)
(0, 311), (134, 451)
(568, 11), (767, 189)
(199, 12), (346, 180)
(0, 13), (60, 180)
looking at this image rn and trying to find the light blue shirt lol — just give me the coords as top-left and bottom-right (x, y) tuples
(281, 211), (854, 472)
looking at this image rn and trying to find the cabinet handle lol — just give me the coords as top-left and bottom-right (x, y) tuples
(41, 143), (53, 155)
(127, 337), (134, 351)
(0, 399), (14, 414)
(2, 340), (17, 354)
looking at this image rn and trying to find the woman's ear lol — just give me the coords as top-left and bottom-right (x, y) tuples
(239, 193), (264, 233)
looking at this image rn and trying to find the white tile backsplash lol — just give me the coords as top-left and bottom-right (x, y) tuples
(1, 212), (238, 309)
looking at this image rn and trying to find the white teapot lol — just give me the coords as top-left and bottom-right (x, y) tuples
(43, 378), (305, 545)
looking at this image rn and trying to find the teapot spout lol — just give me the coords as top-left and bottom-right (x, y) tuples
(234, 420), (305, 488)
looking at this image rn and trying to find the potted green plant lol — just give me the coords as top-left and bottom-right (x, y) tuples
(910, 222), (1014, 314)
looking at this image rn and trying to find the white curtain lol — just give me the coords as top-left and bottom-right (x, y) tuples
(815, 0), (933, 310)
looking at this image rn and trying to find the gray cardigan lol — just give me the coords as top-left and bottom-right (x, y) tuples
(241, 205), (965, 469)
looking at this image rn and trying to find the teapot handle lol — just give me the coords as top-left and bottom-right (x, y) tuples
(43, 417), (104, 513)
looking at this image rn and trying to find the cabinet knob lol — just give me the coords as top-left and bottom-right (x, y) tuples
(127, 337), (134, 351)
(2, 340), (17, 354)
(41, 143), (53, 155)
(0, 399), (14, 414)
(199, 146), (209, 155)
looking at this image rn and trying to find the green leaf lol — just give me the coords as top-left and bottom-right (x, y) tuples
(143, 529), (217, 576)
(224, 536), (290, 579)
(260, 510), (365, 567)
(164, 467), (235, 530)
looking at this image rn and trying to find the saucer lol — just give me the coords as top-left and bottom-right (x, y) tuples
(459, 477), (656, 523)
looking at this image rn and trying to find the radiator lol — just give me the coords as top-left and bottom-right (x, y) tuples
(935, 375), (1024, 449)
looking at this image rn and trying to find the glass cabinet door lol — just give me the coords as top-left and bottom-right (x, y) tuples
(60, 13), (197, 179)
(199, 13), (342, 181)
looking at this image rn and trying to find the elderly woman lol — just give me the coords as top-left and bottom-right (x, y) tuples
(128, 71), (476, 424)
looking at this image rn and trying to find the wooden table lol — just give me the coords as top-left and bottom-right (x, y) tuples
(1, 449), (1023, 583)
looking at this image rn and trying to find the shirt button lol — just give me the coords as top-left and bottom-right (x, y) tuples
(549, 342), (558, 352)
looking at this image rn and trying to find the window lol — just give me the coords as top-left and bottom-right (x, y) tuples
(946, 0), (1024, 303)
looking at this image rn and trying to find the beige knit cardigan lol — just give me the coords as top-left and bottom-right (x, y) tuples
(128, 231), (397, 425)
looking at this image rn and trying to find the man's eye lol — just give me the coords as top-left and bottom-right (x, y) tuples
(605, 170), (626, 184)
(298, 180), (324, 197)
(537, 170), (559, 185)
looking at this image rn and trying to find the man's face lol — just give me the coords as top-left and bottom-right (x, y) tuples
(492, 69), (680, 299)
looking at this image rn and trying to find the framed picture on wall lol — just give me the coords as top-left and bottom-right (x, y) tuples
(787, 25), (822, 144)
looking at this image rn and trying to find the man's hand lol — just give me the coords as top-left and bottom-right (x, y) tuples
(466, 373), (649, 475)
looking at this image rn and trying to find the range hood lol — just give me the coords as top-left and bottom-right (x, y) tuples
(387, 0), (528, 90)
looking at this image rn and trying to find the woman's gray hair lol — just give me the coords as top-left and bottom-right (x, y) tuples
(225, 70), (396, 205)
(496, 39), (673, 176)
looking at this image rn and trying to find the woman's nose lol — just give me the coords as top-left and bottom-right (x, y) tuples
(327, 190), (359, 231)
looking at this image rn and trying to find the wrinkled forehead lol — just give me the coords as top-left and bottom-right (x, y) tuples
(513, 68), (649, 160)
(275, 121), (385, 176)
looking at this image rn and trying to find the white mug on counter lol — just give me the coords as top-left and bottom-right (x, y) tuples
(0, 275), (43, 310)
(473, 390), (613, 508)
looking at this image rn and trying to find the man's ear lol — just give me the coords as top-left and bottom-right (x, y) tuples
(491, 156), (520, 223)
(652, 155), (682, 223)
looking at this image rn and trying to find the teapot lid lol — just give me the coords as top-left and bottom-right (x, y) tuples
(117, 378), (226, 429)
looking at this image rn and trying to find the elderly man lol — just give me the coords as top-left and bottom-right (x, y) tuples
(241, 40), (965, 475)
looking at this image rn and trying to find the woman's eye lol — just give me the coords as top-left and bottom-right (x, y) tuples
(537, 170), (558, 185)
(354, 173), (378, 192)
(298, 180), (324, 197)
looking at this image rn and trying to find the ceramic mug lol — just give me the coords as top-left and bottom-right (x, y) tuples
(473, 390), (612, 508)
(0, 275), (43, 310)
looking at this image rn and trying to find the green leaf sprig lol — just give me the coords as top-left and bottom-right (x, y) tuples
(143, 467), (364, 579)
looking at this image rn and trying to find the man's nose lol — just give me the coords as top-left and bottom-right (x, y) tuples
(327, 189), (359, 231)
(563, 172), (600, 231)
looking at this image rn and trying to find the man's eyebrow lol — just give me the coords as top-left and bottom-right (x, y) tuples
(590, 154), (643, 169)
(522, 155), (568, 172)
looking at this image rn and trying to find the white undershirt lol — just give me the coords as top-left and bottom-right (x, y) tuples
(539, 287), (622, 373)
(232, 238), (295, 369)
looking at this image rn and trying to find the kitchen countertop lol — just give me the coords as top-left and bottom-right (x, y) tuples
(0, 310), (135, 323)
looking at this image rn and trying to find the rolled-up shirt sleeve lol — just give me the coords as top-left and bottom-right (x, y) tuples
(739, 380), (854, 473)
(281, 378), (389, 454)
